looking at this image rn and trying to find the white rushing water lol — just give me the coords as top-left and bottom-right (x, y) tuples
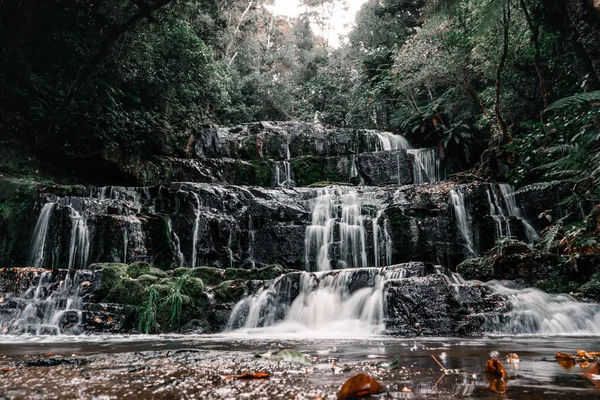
(1, 272), (86, 335)
(67, 208), (90, 271)
(227, 267), (408, 337)
(191, 193), (202, 268)
(304, 188), (391, 271)
(407, 148), (444, 183)
(29, 202), (57, 268)
(449, 189), (475, 256)
(485, 281), (600, 335)
(485, 184), (540, 244)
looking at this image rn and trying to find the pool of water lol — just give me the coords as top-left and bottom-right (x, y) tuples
(1, 334), (600, 399)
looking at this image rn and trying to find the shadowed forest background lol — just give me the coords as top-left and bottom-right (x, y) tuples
(1, 0), (599, 201)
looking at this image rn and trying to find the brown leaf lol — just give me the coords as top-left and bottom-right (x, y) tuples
(484, 359), (507, 378)
(223, 372), (270, 380)
(487, 377), (507, 394)
(578, 349), (592, 359)
(1, 368), (14, 373)
(505, 353), (519, 364)
(556, 352), (576, 370)
(584, 362), (600, 388)
(337, 373), (385, 400)
(81, 281), (92, 287)
(93, 317), (102, 324)
(44, 353), (54, 357)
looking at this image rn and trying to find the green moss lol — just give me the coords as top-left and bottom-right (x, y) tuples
(104, 277), (149, 306)
(291, 156), (325, 186)
(224, 265), (285, 281)
(91, 263), (128, 299)
(535, 279), (580, 295)
(235, 160), (272, 186)
(182, 277), (205, 298)
(0, 178), (38, 266)
(127, 262), (167, 278)
(456, 257), (494, 281)
(239, 136), (258, 160)
(173, 266), (224, 286)
(581, 280), (600, 300)
(214, 280), (247, 303)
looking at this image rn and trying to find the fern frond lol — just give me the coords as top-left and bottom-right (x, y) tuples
(477, 0), (508, 33)
(514, 180), (566, 195)
(545, 91), (600, 111)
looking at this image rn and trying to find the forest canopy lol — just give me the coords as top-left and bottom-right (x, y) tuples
(1, 0), (599, 204)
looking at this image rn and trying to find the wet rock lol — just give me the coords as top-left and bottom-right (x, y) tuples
(128, 262), (168, 279)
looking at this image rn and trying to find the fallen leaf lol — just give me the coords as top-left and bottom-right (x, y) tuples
(1, 368), (14, 373)
(401, 385), (412, 392)
(578, 349), (592, 359)
(506, 353), (520, 364)
(274, 349), (311, 364)
(337, 373), (385, 400)
(222, 372), (270, 380)
(556, 352), (576, 370)
(81, 281), (92, 287)
(487, 377), (507, 394)
(93, 317), (102, 323)
(484, 359), (507, 378)
(44, 353), (54, 357)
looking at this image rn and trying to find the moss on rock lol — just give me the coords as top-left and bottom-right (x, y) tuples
(104, 277), (149, 306)
(224, 265), (285, 281)
(172, 266), (225, 286)
(291, 156), (324, 186)
(214, 280), (247, 303)
(127, 262), (167, 278)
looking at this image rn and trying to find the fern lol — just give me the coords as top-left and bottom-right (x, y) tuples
(514, 180), (566, 195)
(545, 91), (600, 111)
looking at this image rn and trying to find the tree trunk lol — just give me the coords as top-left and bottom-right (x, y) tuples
(564, 0), (600, 87)
(494, 2), (511, 139)
(519, 0), (552, 108)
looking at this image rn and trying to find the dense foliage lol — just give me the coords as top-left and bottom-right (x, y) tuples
(1, 0), (599, 207)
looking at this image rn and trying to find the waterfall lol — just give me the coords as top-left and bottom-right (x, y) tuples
(407, 148), (443, 183)
(365, 131), (411, 152)
(227, 266), (408, 336)
(29, 202), (56, 268)
(1, 271), (85, 335)
(67, 208), (90, 270)
(499, 184), (540, 243)
(304, 189), (335, 271)
(191, 193), (202, 268)
(450, 189), (475, 256)
(372, 210), (392, 267)
(167, 218), (185, 269)
(339, 191), (368, 269)
(485, 282), (600, 335)
(305, 188), (390, 271)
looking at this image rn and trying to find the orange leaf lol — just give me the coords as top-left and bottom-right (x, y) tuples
(223, 372), (270, 380)
(337, 373), (385, 400)
(484, 359), (507, 378)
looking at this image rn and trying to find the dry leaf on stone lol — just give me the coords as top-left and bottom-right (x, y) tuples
(337, 373), (385, 400)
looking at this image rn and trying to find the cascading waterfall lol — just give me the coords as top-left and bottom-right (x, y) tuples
(407, 148), (444, 183)
(67, 208), (90, 270)
(227, 266), (408, 336)
(305, 188), (392, 271)
(485, 281), (600, 335)
(499, 184), (540, 243)
(167, 218), (185, 269)
(304, 189), (335, 271)
(372, 131), (411, 151)
(1, 271), (86, 335)
(372, 210), (392, 267)
(191, 193), (202, 268)
(339, 192), (368, 269)
(450, 189), (475, 256)
(29, 202), (56, 268)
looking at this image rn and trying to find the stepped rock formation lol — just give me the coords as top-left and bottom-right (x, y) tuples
(3, 121), (588, 336)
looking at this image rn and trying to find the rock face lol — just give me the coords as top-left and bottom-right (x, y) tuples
(225, 262), (508, 336)
(0, 122), (559, 336)
(18, 181), (543, 274)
